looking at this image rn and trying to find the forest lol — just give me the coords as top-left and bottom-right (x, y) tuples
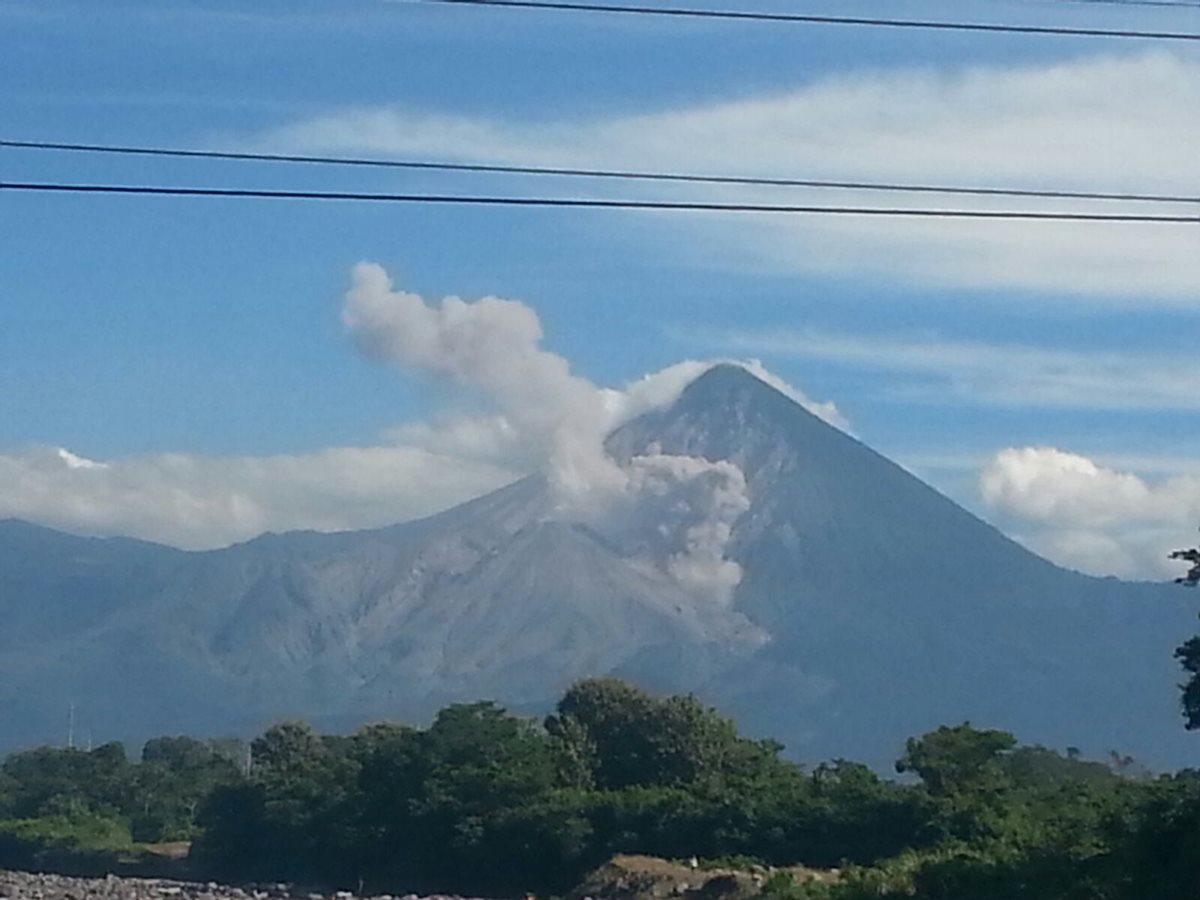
(2, 676), (1199, 900)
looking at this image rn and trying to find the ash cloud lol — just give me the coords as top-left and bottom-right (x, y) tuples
(343, 262), (815, 602)
(344, 261), (623, 509)
(623, 452), (750, 600)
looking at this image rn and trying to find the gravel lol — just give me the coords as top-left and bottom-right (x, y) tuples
(0, 872), (495, 900)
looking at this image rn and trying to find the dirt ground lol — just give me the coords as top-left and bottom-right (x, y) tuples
(568, 854), (840, 900)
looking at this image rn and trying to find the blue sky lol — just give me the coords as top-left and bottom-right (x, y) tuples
(3, 0), (1200, 578)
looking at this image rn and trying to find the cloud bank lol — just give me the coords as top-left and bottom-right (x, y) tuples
(0, 444), (518, 550)
(980, 446), (1200, 579)
(268, 51), (1200, 301)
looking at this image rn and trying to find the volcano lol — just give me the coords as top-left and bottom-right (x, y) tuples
(2, 364), (1196, 768)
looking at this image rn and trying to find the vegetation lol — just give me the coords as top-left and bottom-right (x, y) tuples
(0, 735), (241, 873)
(1171, 535), (1200, 729)
(2, 677), (1199, 898)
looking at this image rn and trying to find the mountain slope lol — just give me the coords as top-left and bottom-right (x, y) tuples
(1, 365), (1196, 769)
(612, 365), (1199, 765)
(0, 471), (763, 752)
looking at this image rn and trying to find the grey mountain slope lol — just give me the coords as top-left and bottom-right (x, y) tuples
(612, 365), (1199, 766)
(0, 520), (183, 646)
(0, 472), (761, 752)
(1, 365), (1197, 769)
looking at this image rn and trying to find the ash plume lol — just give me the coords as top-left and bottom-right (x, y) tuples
(342, 262), (804, 602)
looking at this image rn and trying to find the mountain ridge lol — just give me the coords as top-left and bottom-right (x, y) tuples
(1, 364), (1196, 769)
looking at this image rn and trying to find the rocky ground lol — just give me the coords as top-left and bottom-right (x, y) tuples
(0, 858), (840, 900)
(0, 872), (489, 900)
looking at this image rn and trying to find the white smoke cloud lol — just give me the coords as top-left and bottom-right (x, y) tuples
(341, 262), (832, 601)
(343, 261), (625, 509)
(979, 446), (1200, 579)
(624, 453), (750, 600)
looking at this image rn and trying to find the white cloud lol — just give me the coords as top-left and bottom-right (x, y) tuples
(606, 357), (848, 430)
(386, 413), (531, 467)
(979, 446), (1200, 578)
(266, 51), (1200, 301)
(983, 447), (1161, 525)
(0, 444), (519, 550)
(687, 326), (1200, 411)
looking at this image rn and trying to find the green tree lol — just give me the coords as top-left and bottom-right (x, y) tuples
(897, 724), (1017, 798)
(1, 743), (133, 819)
(1113, 771), (1200, 900)
(1175, 637), (1200, 730)
(132, 736), (241, 841)
(1169, 537), (1200, 587)
(194, 721), (359, 882)
(546, 677), (759, 791)
(1169, 535), (1200, 729)
(791, 760), (935, 866)
(355, 702), (563, 893)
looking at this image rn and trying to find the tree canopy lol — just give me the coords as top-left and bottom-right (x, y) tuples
(0, 678), (1196, 900)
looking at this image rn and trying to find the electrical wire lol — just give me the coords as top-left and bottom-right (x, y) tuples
(1045, 0), (1200, 9)
(411, 0), (1200, 41)
(2, 181), (1197, 222)
(3, 139), (1196, 207)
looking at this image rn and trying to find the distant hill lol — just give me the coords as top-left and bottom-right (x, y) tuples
(2, 365), (1196, 768)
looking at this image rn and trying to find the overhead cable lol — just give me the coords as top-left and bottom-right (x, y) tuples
(2, 181), (1198, 222)
(1046, 0), (1200, 9)
(3, 139), (1196, 206)
(412, 0), (1200, 42)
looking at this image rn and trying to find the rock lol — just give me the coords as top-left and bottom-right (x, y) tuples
(687, 875), (757, 900)
(0, 872), (515, 900)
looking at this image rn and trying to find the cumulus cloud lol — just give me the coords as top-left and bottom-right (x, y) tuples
(979, 446), (1200, 579)
(0, 444), (518, 550)
(267, 51), (1200, 301)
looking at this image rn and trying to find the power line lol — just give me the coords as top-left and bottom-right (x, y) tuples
(412, 0), (1200, 41)
(4, 139), (1196, 207)
(1047, 0), (1200, 9)
(2, 181), (1197, 222)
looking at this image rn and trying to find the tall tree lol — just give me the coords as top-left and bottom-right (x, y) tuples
(1170, 536), (1200, 728)
(896, 723), (1016, 798)
(546, 677), (754, 791)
